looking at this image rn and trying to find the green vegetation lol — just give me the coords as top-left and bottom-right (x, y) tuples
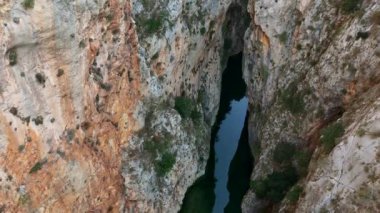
(155, 152), (176, 176)
(340, 0), (361, 14)
(144, 136), (176, 177)
(151, 52), (159, 61)
(175, 96), (194, 118)
(100, 82), (113, 91)
(320, 122), (345, 152)
(144, 137), (170, 157)
(200, 27), (206, 35)
(296, 43), (302, 50)
(9, 49), (17, 66)
(174, 96), (203, 122)
(286, 185), (303, 203)
(33, 116), (43, 126)
(105, 13), (114, 22)
(295, 150), (312, 176)
(250, 166), (298, 202)
(273, 142), (296, 164)
(356, 128), (366, 137)
(79, 40), (86, 48)
(35, 73), (46, 85)
(19, 194), (30, 205)
(278, 31), (288, 44)
(65, 129), (75, 142)
(18, 144), (25, 152)
(140, 11), (168, 35)
(9, 107), (18, 116)
(29, 159), (47, 174)
(141, 0), (154, 10)
(144, 18), (163, 34)
(57, 69), (64, 77)
(191, 109), (202, 123)
(259, 64), (269, 81)
(22, 0), (34, 9)
(279, 82), (305, 114)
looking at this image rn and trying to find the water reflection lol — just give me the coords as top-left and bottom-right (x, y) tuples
(180, 53), (252, 213)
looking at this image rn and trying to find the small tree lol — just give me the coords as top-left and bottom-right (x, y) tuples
(320, 122), (344, 153)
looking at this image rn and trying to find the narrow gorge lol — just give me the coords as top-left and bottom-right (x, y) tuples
(0, 0), (379, 212)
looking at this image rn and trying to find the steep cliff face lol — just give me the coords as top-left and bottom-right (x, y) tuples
(0, 0), (240, 212)
(242, 0), (380, 211)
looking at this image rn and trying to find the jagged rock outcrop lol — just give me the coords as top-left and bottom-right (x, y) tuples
(242, 0), (380, 211)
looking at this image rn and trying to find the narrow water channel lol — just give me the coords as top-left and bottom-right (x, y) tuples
(180, 53), (253, 213)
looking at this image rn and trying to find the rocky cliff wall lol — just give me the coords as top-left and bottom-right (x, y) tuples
(242, 0), (380, 211)
(0, 0), (245, 212)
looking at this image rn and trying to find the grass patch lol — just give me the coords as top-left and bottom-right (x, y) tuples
(320, 122), (345, 153)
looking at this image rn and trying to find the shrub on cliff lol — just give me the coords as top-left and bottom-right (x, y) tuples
(9, 49), (17, 66)
(250, 166), (298, 202)
(278, 31), (288, 44)
(175, 96), (194, 118)
(273, 142), (296, 164)
(320, 122), (345, 153)
(340, 0), (361, 14)
(29, 159), (47, 174)
(23, 0), (34, 9)
(144, 136), (169, 157)
(286, 185), (303, 203)
(155, 152), (176, 177)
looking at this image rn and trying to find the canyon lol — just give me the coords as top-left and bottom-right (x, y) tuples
(0, 0), (379, 212)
